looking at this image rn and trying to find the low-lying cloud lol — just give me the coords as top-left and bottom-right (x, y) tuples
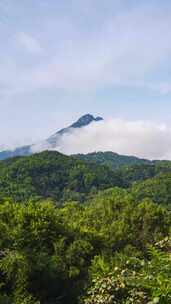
(52, 119), (171, 160)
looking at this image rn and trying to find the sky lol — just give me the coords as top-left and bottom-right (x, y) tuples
(1, 0), (171, 157)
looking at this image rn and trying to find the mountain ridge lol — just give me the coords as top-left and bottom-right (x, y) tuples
(0, 114), (103, 160)
(47, 114), (103, 147)
(73, 151), (151, 170)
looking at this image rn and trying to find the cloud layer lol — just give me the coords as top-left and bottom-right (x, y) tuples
(1, 1), (171, 95)
(1, 1), (171, 145)
(53, 119), (171, 160)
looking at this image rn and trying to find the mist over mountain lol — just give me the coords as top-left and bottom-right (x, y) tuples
(1, 113), (171, 160)
(46, 114), (103, 147)
(0, 114), (103, 160)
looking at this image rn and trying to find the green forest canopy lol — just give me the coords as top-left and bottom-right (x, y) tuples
(1, 151), (171, 207)
(0, 151), (170, 303)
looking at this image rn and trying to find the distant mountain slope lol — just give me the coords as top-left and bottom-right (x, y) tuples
(0, 150), (122, 203)
(1, 149), (171, 206)
(73, 151), (151, 170)
(74, 152), (171, 189)
(0, 114), (103, 160)
(0, 145), (32, 160)
(116, 160), (171, 187)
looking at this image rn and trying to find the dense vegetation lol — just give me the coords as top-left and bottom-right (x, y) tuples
(117, 160), (171, 187)
(0, 151), (170, 303)
(0, 151), (123, 203)
(131, 172), (171, 207)
(0, 189), (170, 303)
(1, 151), (171, 207)
(74, 151), (150, 170)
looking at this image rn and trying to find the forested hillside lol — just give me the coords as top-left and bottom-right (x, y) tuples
(74, 151), (151, 170)
(0, 151), (123, 203)
(1, 151), (171, 207)
(0, 151), (170, 303)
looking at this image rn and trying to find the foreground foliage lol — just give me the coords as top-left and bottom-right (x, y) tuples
(83, 246), (171, 304)
(0, 187), (170, 303)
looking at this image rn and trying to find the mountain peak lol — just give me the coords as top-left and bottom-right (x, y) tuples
(47, 114), (103, 146)
(0, 114), (104, 159)
(70, 114), (103, 129)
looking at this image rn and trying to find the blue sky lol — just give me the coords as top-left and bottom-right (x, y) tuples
(1, 0), (171, 147)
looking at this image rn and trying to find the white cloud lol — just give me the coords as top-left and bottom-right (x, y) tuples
(1, 3), (171, 95)
(1, 1), (171, 146)
(22, 5), (171, 92)
(51, 119), (171, 160)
